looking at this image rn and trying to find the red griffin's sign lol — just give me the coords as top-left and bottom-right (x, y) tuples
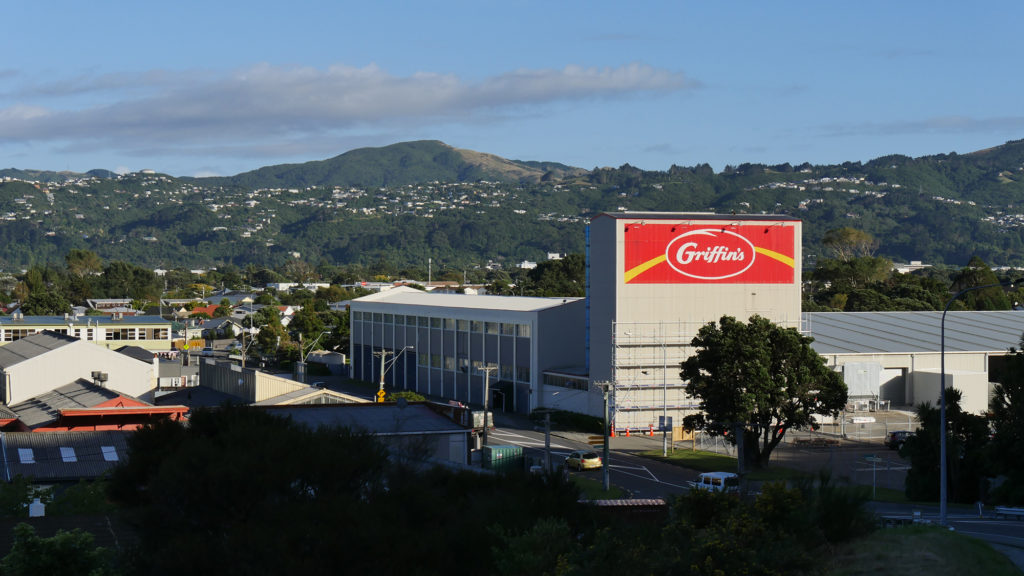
(623, 223), (795, 284)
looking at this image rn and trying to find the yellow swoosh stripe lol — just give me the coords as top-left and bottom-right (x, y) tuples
(624, 254), (666, 283)
(624, 248), (794, 283)
(754, 247), (795, 267)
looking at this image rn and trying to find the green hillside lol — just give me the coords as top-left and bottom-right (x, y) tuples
(2, 138), (1024, 271)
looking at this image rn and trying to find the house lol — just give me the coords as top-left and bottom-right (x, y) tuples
(0, 332), (159, 405)
(200, 317), (242, 339)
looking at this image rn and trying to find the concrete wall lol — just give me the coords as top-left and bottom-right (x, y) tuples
(912, 370), (990, 415)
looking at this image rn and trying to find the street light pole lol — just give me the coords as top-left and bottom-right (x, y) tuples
(594, 380), (614, 492)
(939, 278), (1020, 526)
(375, 346), (413, 402)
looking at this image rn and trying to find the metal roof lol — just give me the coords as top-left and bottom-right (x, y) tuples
(353, 286), (582, 313)
(0, 314), (170, 326)
(0, 430), (131, 482)
(806, 311), (1024, 355)
(9, 380), (126, 429)
(263, 403), (469, 436)
(0, 332), (77, 368)
(593, 212), (800, 222)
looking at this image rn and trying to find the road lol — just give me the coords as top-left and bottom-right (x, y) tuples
(488, 420), (695, 498)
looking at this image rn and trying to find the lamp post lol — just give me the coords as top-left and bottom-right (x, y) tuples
(240, 297), (253, 369)
(375, 346), (413, 402)
(939, 278), (1020, 525)
(297, 330), (331, 384)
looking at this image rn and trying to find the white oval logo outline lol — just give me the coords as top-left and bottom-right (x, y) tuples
(665, 229), (756, 280)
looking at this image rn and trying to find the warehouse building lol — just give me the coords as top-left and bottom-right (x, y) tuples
(349, 287), (586, 414)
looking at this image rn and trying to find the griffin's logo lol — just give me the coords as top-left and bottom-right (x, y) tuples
(665, 230), (755, 280)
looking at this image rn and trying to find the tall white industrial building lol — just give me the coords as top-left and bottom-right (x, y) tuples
(584, 212), (802, 432)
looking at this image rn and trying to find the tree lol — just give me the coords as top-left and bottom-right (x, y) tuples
(0, 523), (115, 576)
(987, 339), (1024, 504)
(951, 256), (1011, 310)
(680, 315), (847, 469)
(19, 291), (71, 315)
(903, 388), (991, 503)
(64, 249), (103, 278)
(822, 227), (878, 262)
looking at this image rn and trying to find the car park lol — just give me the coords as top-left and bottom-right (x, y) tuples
(885, 430), (913, 450)
(565, 450), (602, 471)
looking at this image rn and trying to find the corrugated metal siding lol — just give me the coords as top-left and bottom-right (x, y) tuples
(806, 311), (1024, 354)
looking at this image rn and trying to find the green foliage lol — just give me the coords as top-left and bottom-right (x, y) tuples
(987, 342), (1024, 504)
(0, 476), (44, 518)
(0, 523), (116, 576)
(680, 315), (848, 468)
(46, 480), (116, 516)
(8, 139), (1024, 272)
(903, 388), (991, 503)
(385, 390), (426, 402)
(530, 409), (605, 434)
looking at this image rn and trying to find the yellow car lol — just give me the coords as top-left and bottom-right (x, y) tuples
(565, 450), (603, 471)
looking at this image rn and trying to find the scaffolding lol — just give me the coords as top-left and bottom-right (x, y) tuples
(611, 320), (703, 433)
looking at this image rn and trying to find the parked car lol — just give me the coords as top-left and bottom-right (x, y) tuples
(565, 450), (602, 471)
(200, 347), (215, 357)
(885, 430), (913, 450)
(690, 471), (740, 493)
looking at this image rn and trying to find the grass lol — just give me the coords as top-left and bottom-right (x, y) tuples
(573, 474), (626, 500)
(825, 525), (1022, 575)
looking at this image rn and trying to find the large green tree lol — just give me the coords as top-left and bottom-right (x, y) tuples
(680, 315), (848, 469)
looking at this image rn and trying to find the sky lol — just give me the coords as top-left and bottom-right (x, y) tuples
(3, 1), (1023, 178)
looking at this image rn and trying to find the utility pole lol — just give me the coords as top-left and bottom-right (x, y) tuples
(594, 380), (614, 492)
(479, 365), (497, 447)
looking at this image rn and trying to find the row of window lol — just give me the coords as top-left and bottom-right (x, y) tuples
(17, 445), (119, 464)
(1, 327), (170, 342)
(544, 374), (590, 391)
(353, 311), (531, 337)
(415, 352), (530, 383)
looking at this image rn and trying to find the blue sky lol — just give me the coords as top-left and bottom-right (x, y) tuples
(2, 1), (1023, 177)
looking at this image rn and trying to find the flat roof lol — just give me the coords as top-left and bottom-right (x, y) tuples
(593, 212), (800, 222)
(806, 311), (1024, 355)
(353, 286), (582, 313)
(0, 314), (170, 326)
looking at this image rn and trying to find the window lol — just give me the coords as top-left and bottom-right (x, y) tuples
(418, 316), (429, 327)
(430, 317), (442, 329)
(352, 311), (363, 321)
(500, 364), (513, 380)
(394, 314), (405, 325)
(106, 328), (132, 341)
(457, 320), (469, 332)
(517, 324), (531, 338)
(444, 355), (455, 370)
(430, 354), (441, 368)
(372, 312), (383, 323)
(444, 318), (456, 330)
(417, 353), (428, 366)
(101, 446), (119, 462)
(383, 313), (393, 324)
(471, 321), (483, 333)
(501, 323), (515, 336)
(485, 322), (499, 335)
(17, 449), (34, 464)
(60, 447), (77, 463)
(517, 366), (531, 382)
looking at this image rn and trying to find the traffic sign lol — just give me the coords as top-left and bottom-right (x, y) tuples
(376, 390), (386, 402)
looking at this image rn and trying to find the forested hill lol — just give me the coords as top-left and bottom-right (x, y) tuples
(2, 138), (1024, 271)
(188, 140), (589, 188)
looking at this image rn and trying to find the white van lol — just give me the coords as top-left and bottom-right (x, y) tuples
(691, 471), (740, 493)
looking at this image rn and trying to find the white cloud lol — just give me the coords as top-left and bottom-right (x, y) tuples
(0, 63), (693, 161)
